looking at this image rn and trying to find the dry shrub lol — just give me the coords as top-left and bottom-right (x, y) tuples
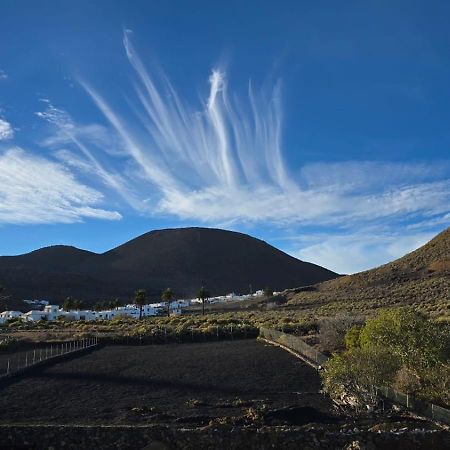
(393, 366), (421, 394)
(319, 315), (364, 353)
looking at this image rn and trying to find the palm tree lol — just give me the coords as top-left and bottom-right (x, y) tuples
(134, 289), (147, 320)
(161, 288), (174, 317)
(197, 286), (210, 315)
(73, 299), (84, 310)
(108, 298), (121, 310)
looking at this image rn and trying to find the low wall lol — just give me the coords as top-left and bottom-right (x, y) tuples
(0, 424), (448, 450)
(259, 328), (450, 426)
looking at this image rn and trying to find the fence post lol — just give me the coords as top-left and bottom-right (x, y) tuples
(6, 359), (10, 375)
(216, 326), (219, 340)
(25, 352), (28, 367)
(231, 324), (233, 340)
(33, 349), (36, 364)
(39, 348), (42, 361)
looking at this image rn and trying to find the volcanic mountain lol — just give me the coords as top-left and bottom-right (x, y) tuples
(286, 226), (450, 314)
(0, 227), (338, 305)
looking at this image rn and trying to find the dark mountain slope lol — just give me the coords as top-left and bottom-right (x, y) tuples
(0, 227), (338, 305)
(286, 227), (450, 315)
(0, 246), (95, 272)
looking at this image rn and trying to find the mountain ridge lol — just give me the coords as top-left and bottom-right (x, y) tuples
(0, 227), (338, 305)
(286, 226), (450, 315)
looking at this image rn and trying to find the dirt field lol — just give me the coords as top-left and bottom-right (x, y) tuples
(0, 340), (338, 426)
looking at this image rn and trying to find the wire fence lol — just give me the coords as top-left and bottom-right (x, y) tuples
(259, 327), (328, 367)
(259, 327), (450, 425)
(0, 337), (98, 379)
(376, 386), (450, 425)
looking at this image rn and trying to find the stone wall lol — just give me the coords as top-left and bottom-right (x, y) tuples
(0, 424), (449, 450)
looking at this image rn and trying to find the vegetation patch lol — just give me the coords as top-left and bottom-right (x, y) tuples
(322, 308), (450, 409)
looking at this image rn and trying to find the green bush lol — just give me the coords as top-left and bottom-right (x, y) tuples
(359, 308), (448, 369)
(344, 325), (362, 350)
(322, 307), (450, 408)
(322, 347), (400, 407)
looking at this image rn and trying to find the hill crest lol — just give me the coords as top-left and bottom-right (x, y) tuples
(0, 227), (338, 304)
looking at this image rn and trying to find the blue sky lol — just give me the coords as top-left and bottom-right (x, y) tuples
(0, 1), (449, 273)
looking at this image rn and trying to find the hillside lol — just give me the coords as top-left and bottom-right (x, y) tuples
(0, 227), (338, 306)
(286, 227), (450, 317)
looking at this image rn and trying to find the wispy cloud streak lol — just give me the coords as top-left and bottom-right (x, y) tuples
(0, 148), (121, 224)
(36, 31), (450, 237)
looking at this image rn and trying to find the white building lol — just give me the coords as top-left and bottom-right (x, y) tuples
(0, 298), (189, 325)
(0, 311), (23, 321)
(22, 310), (48, 322)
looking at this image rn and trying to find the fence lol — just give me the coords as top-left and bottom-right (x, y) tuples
(376, 386), (450, 425)
(259, 327), (328, 367)
(0, 337), (98, 380)
(259, 327), (450, 426)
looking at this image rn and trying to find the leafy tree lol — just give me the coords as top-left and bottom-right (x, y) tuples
(134, 289), (147, 320)
(197, 286), (210, 315)
(323, 308), (450, 407)
(322, 347), (400, 407)
(359, 308), (448, 369)
(62, 297), (83, 311)
(161, 288), (174, 317)
(62, 297), (75, 311)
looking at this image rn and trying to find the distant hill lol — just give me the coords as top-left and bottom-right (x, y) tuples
(0, 227), (338, 307)
(286, 227), (450, 316)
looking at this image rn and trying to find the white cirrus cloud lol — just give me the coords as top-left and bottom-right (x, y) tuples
(0, 148), (122, 224)
(0, 118), (14, 140)
(0, 70), (7, 80)
(35, 31), (450, 252)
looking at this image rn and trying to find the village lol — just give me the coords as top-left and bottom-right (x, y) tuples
(0, 290), (265, 324)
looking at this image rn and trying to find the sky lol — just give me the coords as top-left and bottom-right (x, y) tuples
(0, 0), (449, 274)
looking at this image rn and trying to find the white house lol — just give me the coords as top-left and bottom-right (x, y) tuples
(0, 297), (189, 325)
(43, 305), (62, 321)
(22, 310), (47, 322)
(0, 311), (23, 321)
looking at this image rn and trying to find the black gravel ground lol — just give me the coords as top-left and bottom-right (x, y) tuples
(0, 340), (337, 425)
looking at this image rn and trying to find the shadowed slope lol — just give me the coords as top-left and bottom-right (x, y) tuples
(0, 228), (337, 304)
